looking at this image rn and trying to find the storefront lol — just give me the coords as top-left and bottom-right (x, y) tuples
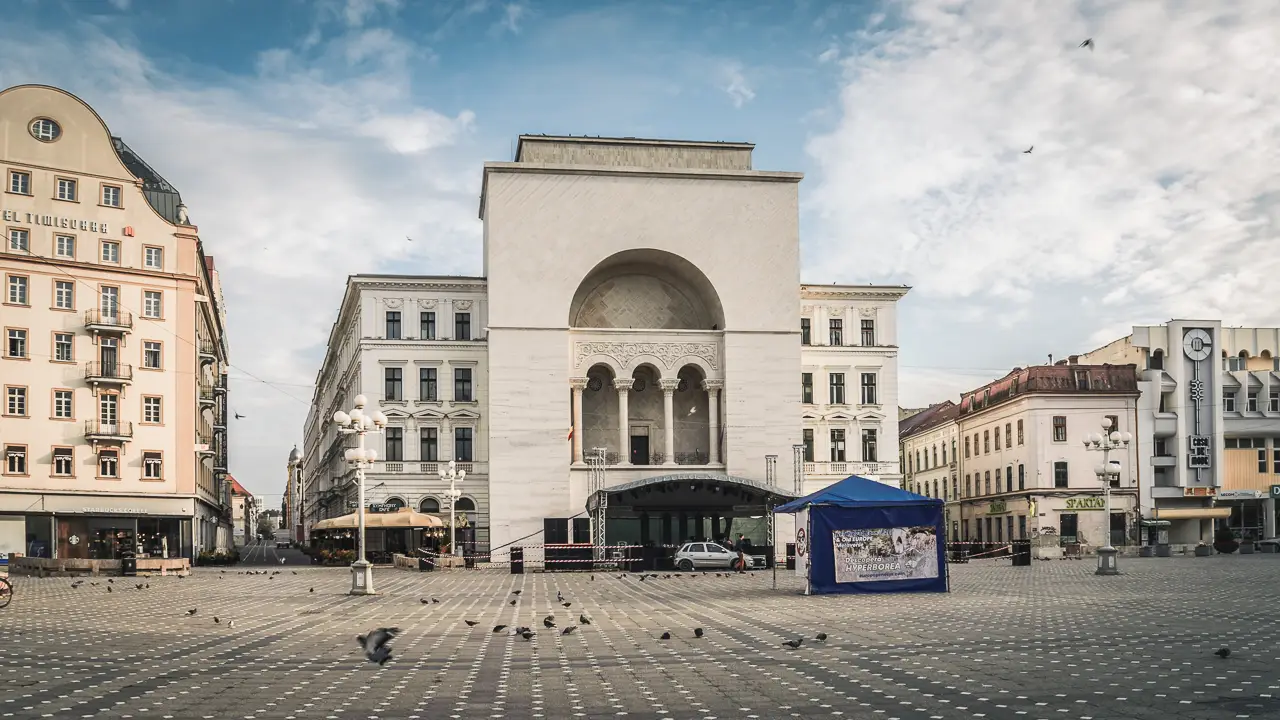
(1214, 490), (1268, 541)
(0, 493), (197, 560)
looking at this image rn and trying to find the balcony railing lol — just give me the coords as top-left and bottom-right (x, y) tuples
(198, 338), (218, 361)
(199, 383), (215, 405)
(675, 451), (708, 465)
(84, 308), (133, 332)
(85, 362), (133, 384)
(85, 420), (133, 441)
(805, 461), (887, 476)
(374, 461), (482, 475)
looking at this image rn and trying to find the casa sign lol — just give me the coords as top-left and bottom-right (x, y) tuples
(2, 208), (112, 235)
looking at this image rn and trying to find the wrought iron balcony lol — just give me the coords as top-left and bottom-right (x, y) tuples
(85, 420), (133, 442)
(198, 383), (215, 406)
(84, 308), (133, 333)
(85, 361), (133, 385)
(198, 337), (218, 363)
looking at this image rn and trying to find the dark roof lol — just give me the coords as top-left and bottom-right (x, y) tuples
(776, 475), (941, 513)
(899, 401), (959, 439)
(958, 364), (1139, 417)
(112, 137), (184, 225)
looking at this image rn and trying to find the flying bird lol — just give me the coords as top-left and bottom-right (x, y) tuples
(356, 627), (400, 665)
(1214, 647), (1231, 658)
(1080, 38), (1094, 50)
(406, 236), (413, 242)
(235, 413), (246, 419)
(1022, 146), (1033, 154)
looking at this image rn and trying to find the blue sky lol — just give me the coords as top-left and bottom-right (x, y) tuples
(4, 0), (1278, 500)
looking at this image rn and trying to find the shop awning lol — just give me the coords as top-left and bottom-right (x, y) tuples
(1139, 519), (1171, 527)
(312, 508), (444, 531)
(1152, 507), (1232, 520)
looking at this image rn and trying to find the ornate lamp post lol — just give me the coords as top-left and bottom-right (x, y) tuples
(287, 446), (303, 546)
(438, 459), (466, 558)
(1083, 417), (1131, 576)
(332, 395), (387, 595)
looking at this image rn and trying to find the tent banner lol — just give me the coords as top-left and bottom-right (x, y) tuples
(795, 508), (809, 577)
(832, 526), (939, 583)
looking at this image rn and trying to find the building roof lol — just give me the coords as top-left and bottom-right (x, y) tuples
(229, 475), (251, 498)
(899, 401), (959, 439)
(958, 364), (1139, 417)
(111, 136), (185, 225)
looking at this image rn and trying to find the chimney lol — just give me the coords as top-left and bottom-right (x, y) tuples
(1068, 355), (1080, 365)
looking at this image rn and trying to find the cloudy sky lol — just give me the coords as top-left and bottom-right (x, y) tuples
(4, 0), (1277, 501)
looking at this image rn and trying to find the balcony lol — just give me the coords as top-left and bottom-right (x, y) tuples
(805, 461), (888, 477)
(213, 374), (228, 395)
(1152, 454), (1177, 468)
(84, 361), (133, 386)
(198, 338), (219, 364)
(85, 420), (133, 442)
(84, 308), (133, 334)
(198, 383), (215, 407)
(1152, 413), (1178, 438)
(373, 461), (487, 475)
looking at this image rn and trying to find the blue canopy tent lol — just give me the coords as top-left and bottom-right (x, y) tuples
(776, 475), (947, 595)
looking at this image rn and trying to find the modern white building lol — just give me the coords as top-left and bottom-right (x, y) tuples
(302, 135), (907, 560)
(1079, 321), (1280, 545)
(0, 84), (232, 562)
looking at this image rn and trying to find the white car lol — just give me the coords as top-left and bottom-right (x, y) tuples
(674, 542), (766, 571)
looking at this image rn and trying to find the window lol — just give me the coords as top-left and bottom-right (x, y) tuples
(142, 290), (162, 318)
(800, 318), (811, 345)
(802, 428), (814, 462)
(98, 449), (119, 478)
(1274, 448), (1280, 474)
(143, 396), (162, 424)
(1149, 349), (1164, 370)
(53, 390), (73, 419)
(965, 474), (971, 497)
(941, 444), (947, 465)
(143, 452), (163, 480)
(994, 427), (1001, 451)
(454, 427), (473, 461)
(829, 373), (845, 405)
(9, 170), (30, 194)
(801, 373), (813, 404)
(101, 241), (120, 263)
(420, 428), (438, 461)
(1247, 391), (1259, 412)
(830, 429), (846, 462)
(860, 373), (877, 405)
(419, 367), (438, 401)
(860, 318), (875, 346)
(1053, 461), (1068, 488)
(384, 367), (403, 401)
(100, 286), (119, 316)
(1073, 369), (1090, 391)
(916, 450), (922, 471)
(385, 427), (403, 462)
(861, 429), (878, 462)
(7, 274), (28, 304)
(53, 447), (73, 476)
(144, 247), (162, 269)
(1005, 423), (1012, 448)
(385, 311), (401, 339)
(1271, 391), (1280, 413)
(8, 228), (28, 252)
(1017, 419), (1024, 445)
(55, 234), (74, 258)
(983, 430), (990, 454)
(1227, 355), (1245, 372)
(421, 311), (436, 339)
(984, 471), (991, 495)
(56, 178), (77, 201)
(1224, 394), (1236, 413)
(455, 312), (471, 341)
(964, 436), (971, 458)
(1259, 449), (1268, 474)
(143, 341), (161, 369)
(952, 476), (959, 498)
(1052, 416), (1067, 442)
(932, 446), (938, 467)
(54, 333), (73, 362)
(6, 329), (27, 358)
(99, 393), (117, 424)
(829, 319), (843, 346)
(454, 368), (473, 402)
(4, 445), (25, 475)
(101, 185), (121, 207)
(53, 280), (74, 309)
(1017, 464), (1025, 490)
(30, 119), (61, 141)
(1005, 466), (1013, 493)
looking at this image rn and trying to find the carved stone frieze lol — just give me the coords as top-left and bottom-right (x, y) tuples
(455, 300), (474, 311)
(574, 341), (720, 371)
(384, 298), (403, 309)
(418, 299), (438, 309)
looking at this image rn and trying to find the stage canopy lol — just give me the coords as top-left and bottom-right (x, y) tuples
(776, 475), (947, 595)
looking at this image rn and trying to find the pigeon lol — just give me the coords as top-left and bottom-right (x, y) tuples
(228, 620), (235, 629)
(511, 590), (522, 596)
(356, 627), (400, 665)
(694, 628), (704, 638)
(464, 620), (478, 627)
(1023, 146), (1034, 154)
(521, 631), (535, 640)
(1214, 647), (1231, 658)
(590, 575), (595, 581)
(214, 617), (220, 624)
(280, 558), (286, 565)
(236, 412), (246, 419)
(292, 571), (298, 575)
(431, 598), (440, 604)
(107, 578), (113, 584)
(557, 591), (564, 602)
(815, 632), (828, 642)
(145, 584), (150, 589)
(310, 587), (315, 593)
(660, 632), (671, 640)
(1080, 38), (1094, 50)
(510, 600), (517, 606)
(185, 609), (198, 616)
(579, 614), (591, 625)
(420, 598), (431, 604)
(106, 586), (112, 593)
(513, 626), (531, 635)
(543, 616), (556, 629)
(639, 576), (646, 582)
(783, 638), (804, 649)
(70, 581), (82, 589)
(493, 625), (507, 633)
(562, 626), (577, 635)
(562, 602), (572, 608)
(135, 583), (144, 590)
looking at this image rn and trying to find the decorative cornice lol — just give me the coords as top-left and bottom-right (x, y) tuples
(455, 299), (473, 311)
(800, 286), (911, 301)
(569, 377), (590, 390)
(575, 341), (720, 371)
(384, 298), (404, 309)
(612, 378), (632, 391)
(659, 379), (681, 392)
(701, 379), (724, 392)
(418, 298), (438, 309)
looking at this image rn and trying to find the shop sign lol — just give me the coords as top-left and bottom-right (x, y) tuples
(1218, 490), (1261, 500)
(987, 499), (1009, 515)
(82, 506), (149, 515)
(1188, 435), (1212, 468)
(1, 208), (111, 235)
(1183, 487), (1215, 497)
(1270, 485), (1280, 498)
(367, 503), (396, 513)
(1064, 496), (1106, 511)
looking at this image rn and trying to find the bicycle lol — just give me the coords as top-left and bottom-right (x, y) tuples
(0, 576), (11, 609)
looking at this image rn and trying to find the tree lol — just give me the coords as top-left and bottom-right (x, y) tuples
(256, 515), (277, 540)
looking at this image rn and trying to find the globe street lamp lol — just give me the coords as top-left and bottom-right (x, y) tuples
(438, 460), (466, 558)
(287, 446), (303, 547)
(1083, 417), (1131, 576)
(332, 395), (387, 595)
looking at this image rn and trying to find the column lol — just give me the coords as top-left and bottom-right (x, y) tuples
(703, 379), (723, 465)
(1263, 497), (1276, 540)
(613, 378), (631, 465)
(570, 378), (588, 464)
(660, 379), (679, 465)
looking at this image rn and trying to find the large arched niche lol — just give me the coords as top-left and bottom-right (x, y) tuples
(569, 249), (725, 330)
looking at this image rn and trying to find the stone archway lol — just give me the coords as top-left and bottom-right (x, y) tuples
(568, 249), (725, 330)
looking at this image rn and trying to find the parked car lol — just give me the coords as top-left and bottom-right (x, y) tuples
(674, 542), (766, 571)
(275, 540), (290, 549)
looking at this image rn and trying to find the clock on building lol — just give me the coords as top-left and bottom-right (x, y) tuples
(1182, 328), (1212, 360)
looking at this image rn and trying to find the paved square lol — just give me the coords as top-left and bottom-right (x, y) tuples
(1, 557), (1278, 720)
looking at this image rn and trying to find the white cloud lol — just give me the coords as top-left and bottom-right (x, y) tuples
(343, 0), (401, 28)
(806, 0), (1280, 340)
(107, 0), (130, 9)
(0, 21), (480, 500)
(497, 3), (526, 34)
(720, 60), (755, 108)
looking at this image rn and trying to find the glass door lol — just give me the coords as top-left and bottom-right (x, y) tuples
(100, 337), (118, 375)
(100, 286), (119, 319)
(100, 393), (118, 431)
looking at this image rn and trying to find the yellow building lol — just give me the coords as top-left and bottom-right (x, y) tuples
(0, 84), (231, 561)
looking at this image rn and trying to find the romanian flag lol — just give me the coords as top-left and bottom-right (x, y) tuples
(567, 427), (574, 441)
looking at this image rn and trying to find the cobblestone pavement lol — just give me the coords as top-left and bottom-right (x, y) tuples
(2, 557), (1278, 720)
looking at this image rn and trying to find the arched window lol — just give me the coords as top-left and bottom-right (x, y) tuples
(1149, 349), (1164, 370)
(455, 497), (476, 512)
(419, 498), (440, 513)
(384, 497), (406, 510)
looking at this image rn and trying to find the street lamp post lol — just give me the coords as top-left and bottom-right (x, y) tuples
(1083, 417), (1131, 576)
(288, 446), (302, 546)
(438, 460), (466, 559)
(332, 394), (387, 595)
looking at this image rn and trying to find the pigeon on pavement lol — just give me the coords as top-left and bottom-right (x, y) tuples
(660, 632), (671, 640)
(357, 627), (400, 665)
(543, 616), (556, 629)
(815, 632), (828, 642)
(694, 628), (704, 638)
(493, 625), (507, 633)
(464, 620), (479, 627)
(579, 614), (591, 625)
(185, 608), (197, 616)
(1215, 647), (1231, 658)
(783, 638), (804, 649)
(562, 626), (577, 635)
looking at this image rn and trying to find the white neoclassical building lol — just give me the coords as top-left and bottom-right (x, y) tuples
(304, 135), (906, 559)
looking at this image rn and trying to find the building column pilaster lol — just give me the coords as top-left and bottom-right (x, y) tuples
(570, 377), (588, 465)
(614, 378), (632, 465)
(703, 379), (723, 465)
(660, 379), (680, 465)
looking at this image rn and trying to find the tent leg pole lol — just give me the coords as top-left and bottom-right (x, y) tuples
(769, 502), (777, 590)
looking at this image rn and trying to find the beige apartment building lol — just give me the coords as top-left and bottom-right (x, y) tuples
(0, 84), (232, 562)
